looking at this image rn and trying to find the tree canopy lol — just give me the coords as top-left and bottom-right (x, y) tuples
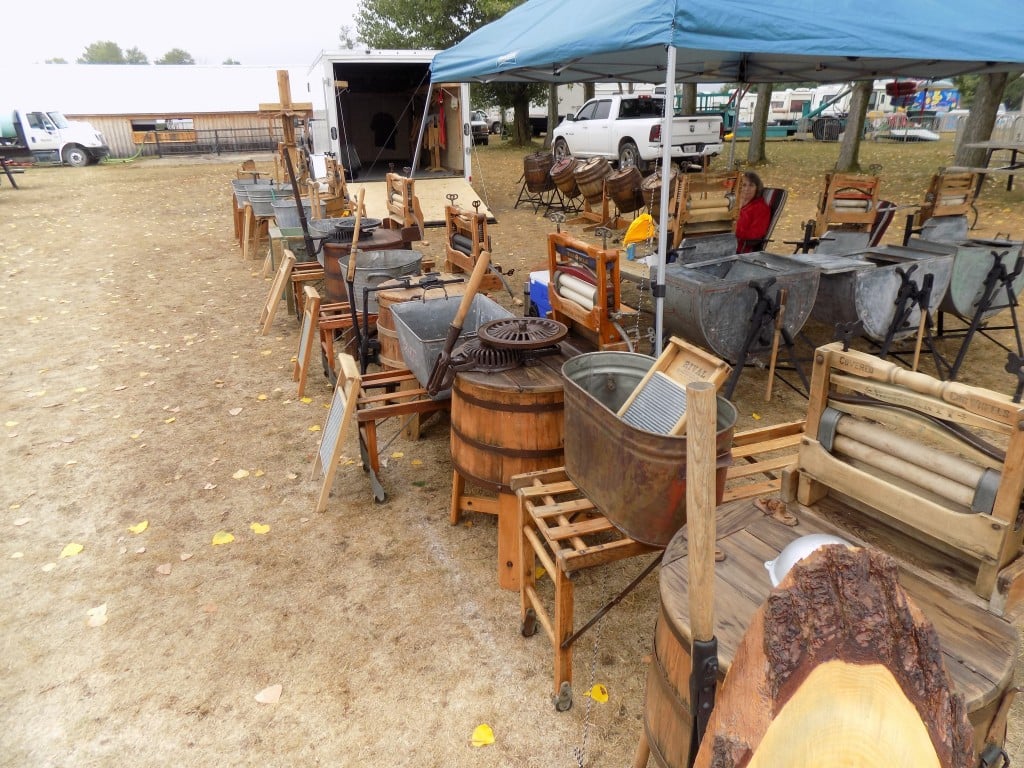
(156, 49), (196, 65)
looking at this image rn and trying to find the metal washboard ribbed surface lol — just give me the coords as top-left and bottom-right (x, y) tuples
(620, 372), (687, 433)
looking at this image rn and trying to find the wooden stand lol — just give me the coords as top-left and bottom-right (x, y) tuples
(318, 302), (376, 385)
(443, 199), (502, 291)
(289, 262), (325, 320)
(813, 172), (881, 237)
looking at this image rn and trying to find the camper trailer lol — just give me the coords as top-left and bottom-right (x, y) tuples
(306, 49), (474, 183)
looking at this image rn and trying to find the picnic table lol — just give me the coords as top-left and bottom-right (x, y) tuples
(948, 139), (1024, 193)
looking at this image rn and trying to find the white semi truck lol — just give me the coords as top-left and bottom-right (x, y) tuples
(0, 109), (109, 166)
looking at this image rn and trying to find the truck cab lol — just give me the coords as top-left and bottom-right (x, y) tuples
(2, 110), (109, 166)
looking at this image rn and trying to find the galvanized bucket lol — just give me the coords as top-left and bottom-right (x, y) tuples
(335, 250), (423, 314)
(561, 351), (736, 547)
(390, 294), (513, 397)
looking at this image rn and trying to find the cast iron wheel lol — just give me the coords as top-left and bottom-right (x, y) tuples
(553, 681), (573, 711)
(552, 138), (571, 163)
(62, 145), (90, 167)
(618, 140), (647, 174)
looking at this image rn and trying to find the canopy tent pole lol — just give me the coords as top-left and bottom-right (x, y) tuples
(409, 83), (434, 180)
(654, 45), (677, 357)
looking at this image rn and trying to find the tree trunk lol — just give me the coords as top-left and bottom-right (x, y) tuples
(691, 545), (975, 768)
(543, 83), (558, 149)
(955, 73), (1010, 167)
(746, 84), (772, 166)
(511, 98), (532, 145)
(679, 84), (697, 115)
(835, 80), (872, 173)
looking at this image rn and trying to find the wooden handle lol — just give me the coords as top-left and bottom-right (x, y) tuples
(346, 188), (366, 282)
(765, 289), (787, 402)
(686, 382), (717, 643)
(451, 250), (491, 330)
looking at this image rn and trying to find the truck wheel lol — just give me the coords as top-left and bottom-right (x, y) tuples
(618, 141), (647, 174)
(552, 138), (571, 163)
(62, 145), (90, 167)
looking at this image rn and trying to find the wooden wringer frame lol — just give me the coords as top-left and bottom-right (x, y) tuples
(547, 226), (638, 350)
(443, 193), (502, 291)
(668, 170), (743, 249)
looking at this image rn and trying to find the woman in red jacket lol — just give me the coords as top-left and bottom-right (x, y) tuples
(735, 171), (771, 253)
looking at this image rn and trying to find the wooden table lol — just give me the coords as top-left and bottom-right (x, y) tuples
(957, 140), (1024, 192)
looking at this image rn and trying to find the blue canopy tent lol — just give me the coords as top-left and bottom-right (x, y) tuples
(426, 0), (1024, 354)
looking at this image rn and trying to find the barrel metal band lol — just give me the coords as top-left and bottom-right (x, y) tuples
(455, 389), (564, 413)
(451, 424), (564, 460)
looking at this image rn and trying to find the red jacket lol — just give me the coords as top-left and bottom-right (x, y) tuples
(735, 196), (771, 253)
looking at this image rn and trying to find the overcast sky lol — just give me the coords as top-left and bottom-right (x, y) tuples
(5, 0), (361, 68)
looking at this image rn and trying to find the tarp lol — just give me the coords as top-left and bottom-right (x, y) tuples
(429, 0), (1024, 354)
(431, 0), (1024, 85)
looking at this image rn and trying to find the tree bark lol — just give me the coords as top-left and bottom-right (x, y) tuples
(955, 73), (1010, 167)
(680, 84), (697, 116)
(692, 545), (974, 768)
(746, 84), (772, 166)
(835, 80), (872, 173)
(543, 83), (558, 149)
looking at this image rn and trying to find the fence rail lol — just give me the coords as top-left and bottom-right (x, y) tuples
(134, 127), (287, 157)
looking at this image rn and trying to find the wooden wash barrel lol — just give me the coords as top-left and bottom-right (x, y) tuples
(523, 152), (556, 193)
(642, 502), (1021, 766)
(642, 165), (678, 217)
(606, 166), (644, 214)
(574, 157), (612, 205)
(550, 157), (581, 197)
(450, 355), (568, 493)
(376, 274), (467, 370)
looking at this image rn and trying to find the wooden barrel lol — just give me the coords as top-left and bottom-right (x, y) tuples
(550, 157), (580, 197)
(642, 503), (1020, 766)
(319, 231), (408, 304)
(606, 166), (644, 214)
(376, 274), (467, 370)
(641, 165), (678, 217)
(574, 157), (612, 205)
(523, 152), (555, 193)
(451, 353), (568, 493)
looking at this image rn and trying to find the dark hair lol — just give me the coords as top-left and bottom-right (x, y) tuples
(743, 171), (764, 197)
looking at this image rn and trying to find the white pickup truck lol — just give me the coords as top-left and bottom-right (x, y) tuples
(551, 95), (723, 173)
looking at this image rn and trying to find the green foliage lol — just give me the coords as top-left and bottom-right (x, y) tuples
(223, 58), (241, 65)
(78, 41), (126, 64)
(354, 0), (518, 50)
(955, 73), (1022, 110)
(1003, 73), (1024, 111)
(45, 58), (68, 64)
(124, 47), (149, 64)
(156, 49), (195, 65)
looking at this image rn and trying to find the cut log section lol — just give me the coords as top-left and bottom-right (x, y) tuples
(692, 545), (975, 768)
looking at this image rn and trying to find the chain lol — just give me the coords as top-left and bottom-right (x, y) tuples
(571, 620), (602, 767)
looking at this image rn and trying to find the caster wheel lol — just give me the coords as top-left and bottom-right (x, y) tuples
(520, 609), (538, 637)
(553, 681), (573, 712)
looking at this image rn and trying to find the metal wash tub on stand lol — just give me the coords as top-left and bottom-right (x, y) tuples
(659, 237), (821, 397)
(789, 238), (956, 366)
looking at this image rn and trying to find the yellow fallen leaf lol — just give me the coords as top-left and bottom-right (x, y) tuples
(255, 684), (282, 704)
(4, 421), (17, 427)
(257, 394), (268, 401)
(211, 531), (235, 546)
(300, 397), (313, 404)
(585, 684), (609, 703)
(128, 520), (149, 534)
(751, 412), (762, 420)
(250, 522), (270, 535)
(391, 451), (404, 459)
(411, 459), (423, 466)
(471, 724), (494, 747)
(254, 469), (265, 477)
(309, 425), (321, 432)
(60, 542), (84, 558)
(164, 417), (176, 424)
(87, 603), (108, 627)
(534, 566), (547, 581)
(233, 469), (250, 479)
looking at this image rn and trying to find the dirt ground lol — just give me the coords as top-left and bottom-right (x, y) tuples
(1, 135), (1022, 767)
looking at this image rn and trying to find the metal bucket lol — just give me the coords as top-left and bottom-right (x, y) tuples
(271, 198), (325, 229)
(561, 351), (736, 547)
(390, 294), (513, 397)
(245, 184), (291, 217)
(320, 245), (422, 311)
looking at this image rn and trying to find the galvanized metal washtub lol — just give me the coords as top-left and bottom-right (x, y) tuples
(561, 351), (736, 547)
(660, 248), (821, 362)
(790, 239), (956, 343)
(919, 218), (1024, 321)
